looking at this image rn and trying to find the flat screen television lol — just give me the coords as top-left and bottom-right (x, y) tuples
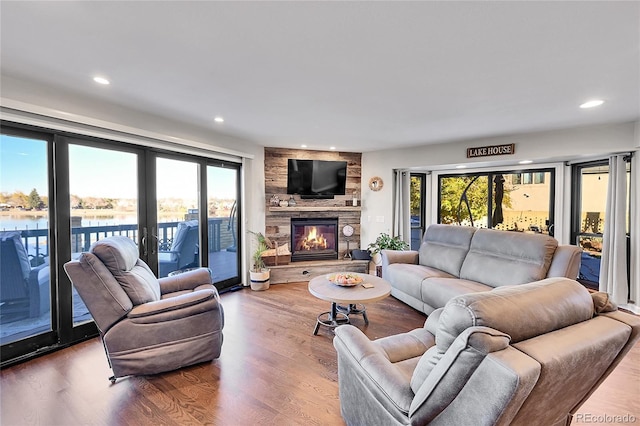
(287, 159), (347, 199)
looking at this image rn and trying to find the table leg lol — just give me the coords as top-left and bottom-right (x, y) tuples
(337, 303), (368, 325)
(314, 302), (350, 335)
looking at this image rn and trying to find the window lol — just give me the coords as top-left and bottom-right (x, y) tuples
(438, 169), (555, 235)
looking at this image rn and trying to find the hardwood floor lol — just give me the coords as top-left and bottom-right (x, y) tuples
(1, 282), (638, 426)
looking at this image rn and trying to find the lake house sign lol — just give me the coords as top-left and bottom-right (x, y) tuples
(467, 143), (515, 158)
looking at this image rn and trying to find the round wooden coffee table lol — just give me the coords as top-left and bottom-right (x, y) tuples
(308, 272), (391, 335)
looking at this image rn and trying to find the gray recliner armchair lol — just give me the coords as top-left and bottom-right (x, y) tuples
(64, 236), (224, 382)
(334, 278), (640, 426)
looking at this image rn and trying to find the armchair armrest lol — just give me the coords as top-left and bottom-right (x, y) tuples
(28, 262), (49, 317)
(158, 267), (213, 293)
(334, 325), (415, 414)
(128, 288), (220, 322)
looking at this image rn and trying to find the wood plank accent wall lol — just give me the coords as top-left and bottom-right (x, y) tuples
(264, 148), (363, 258)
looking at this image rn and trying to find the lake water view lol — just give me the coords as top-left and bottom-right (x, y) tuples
(0, 213), (190, 231)
(1, 214), (141, 231)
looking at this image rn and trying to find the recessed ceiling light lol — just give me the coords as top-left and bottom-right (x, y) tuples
(93, 76), (110, 85)
(455, 165), (466, 169)
(329, 146), (336, 150)
(579, 100), (604, 109)
(214, 116), (224, 123)
(301, 144), (307, 148)
(519, 160), (533, 164)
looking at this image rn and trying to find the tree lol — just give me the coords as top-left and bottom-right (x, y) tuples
(440, 176), (489, 225)
(438, 175), (512, 227)
(10, 191), (28, 209)
(27, 188), (44, 210)
(410, 176), (421, 216)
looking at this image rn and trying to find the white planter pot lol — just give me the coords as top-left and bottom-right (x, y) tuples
(249, 269), (270, 291)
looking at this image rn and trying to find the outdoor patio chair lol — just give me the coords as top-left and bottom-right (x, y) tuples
(0, 231), (49, 319)
(64, 235), (224, 382)
(158, 220), (199, 277)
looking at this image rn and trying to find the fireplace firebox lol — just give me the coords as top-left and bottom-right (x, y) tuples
(291, 218), (339, 262)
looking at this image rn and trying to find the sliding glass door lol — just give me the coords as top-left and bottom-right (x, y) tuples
(571, 160), (631, 289)
(155, 157), (201, 278)
(0, 132), (53, 347)
(1, 124), (242, 366)
(207, 163), (240, 287)
(68, 144), (140, 325)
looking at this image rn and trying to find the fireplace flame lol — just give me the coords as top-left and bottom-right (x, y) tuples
(301, 227), (328, 251)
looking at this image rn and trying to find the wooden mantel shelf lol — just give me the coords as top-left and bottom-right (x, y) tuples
(268, 206), (360, 212)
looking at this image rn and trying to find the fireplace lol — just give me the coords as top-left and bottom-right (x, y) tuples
(291, 217), (339, 262)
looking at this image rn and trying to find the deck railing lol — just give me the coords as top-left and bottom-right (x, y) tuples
(14, 218), (232, 259)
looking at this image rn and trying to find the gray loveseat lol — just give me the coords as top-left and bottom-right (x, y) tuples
(381, 224), (582, 314)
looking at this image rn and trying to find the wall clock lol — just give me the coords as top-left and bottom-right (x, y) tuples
(369, 176), (384, 191)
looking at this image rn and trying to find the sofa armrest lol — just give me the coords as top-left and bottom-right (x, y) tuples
(334, 325), (415, 414)
(547, 245), (581, 279)
(381, 249), (419, 269)
(158, 267), (213, 293)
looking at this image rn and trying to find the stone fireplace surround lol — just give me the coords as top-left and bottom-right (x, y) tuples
(264, 148), (362, 257)
(264, 148), (366, 282)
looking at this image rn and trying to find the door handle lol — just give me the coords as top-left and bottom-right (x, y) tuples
(150, 226), (157, 255)
(141, 227), (148, 256)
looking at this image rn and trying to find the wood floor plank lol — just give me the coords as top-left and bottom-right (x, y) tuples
(1, 281), (638, 425)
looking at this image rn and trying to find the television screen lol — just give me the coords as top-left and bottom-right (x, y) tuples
(287, 159), (347, 198)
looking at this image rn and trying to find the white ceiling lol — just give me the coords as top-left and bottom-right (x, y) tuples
(1, 1), (638, 153)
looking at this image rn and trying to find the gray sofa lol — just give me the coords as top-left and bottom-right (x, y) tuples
(334, 278), (640, 426)
(381, 224), (582, 314)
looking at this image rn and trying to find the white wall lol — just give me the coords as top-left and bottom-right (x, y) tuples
(1, 75), (261, 157)
(361, 121), (639, 248)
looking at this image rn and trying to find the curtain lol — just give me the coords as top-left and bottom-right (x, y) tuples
(599, 155), (628, 304)
(630, 153), (639, 310)
(393, 170), (411, 244)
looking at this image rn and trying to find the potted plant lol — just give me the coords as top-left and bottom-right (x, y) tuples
(249, 231), (270, 291)
(367, 233), (410, 276)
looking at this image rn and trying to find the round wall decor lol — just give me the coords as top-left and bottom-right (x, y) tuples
(369, 176), (384, 191)
(342, 224), (354, 237)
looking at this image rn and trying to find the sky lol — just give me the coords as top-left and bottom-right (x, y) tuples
(1, 135), (237, 200)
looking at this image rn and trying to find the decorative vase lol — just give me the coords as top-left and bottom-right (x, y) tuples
(288, 196), (296, 207)
(249, 269), (270, 291)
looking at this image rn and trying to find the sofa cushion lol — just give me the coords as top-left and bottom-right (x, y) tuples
(419, 224), (476, 277)
(386, 263), (455, 301)
(421, 277), (492, 310)
(459, 228), (558, 287)
(91, 236), (161, 305)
